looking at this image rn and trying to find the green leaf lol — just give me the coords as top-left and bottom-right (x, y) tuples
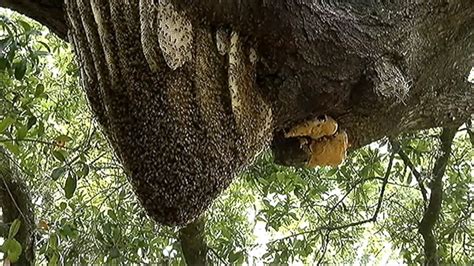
(48, 233), (58, 249)
(51, 167), (66, 181)
(59, 202), (67, 211)
(0, 116), (15, 133)
(109, 247), (120, 259)
(60, 224), (74, 238)
(0, 57), (9, 71)
(77, 163), (90, 178)
(34, 50), (49, 57)
(399, 172), (405, 183)
(326, 168), (338, 176)
(37, 41), (51, 52)
(35, 121), (45, 137)
(13, 60), (27, 80)
(34, 83), (45, 97)
(0, 37), (13, 52)
(102, 223), (112, 235)
(64, 175), (77, 199)
(26, 116), (37, 129)
(289, 212), (298, 221)
(16, 124), (28, 140)
(3, 238), (22, 263)
(52, 149), (67, 162)
(406, 173), (413, 185)
(2, 142), (20, 155)
(229, 251), (244, 263)
(8, 219), (21, 239)
(107, 210), (117, 221)
(48, 253), (59, 266)
(18, 20), (31, 32)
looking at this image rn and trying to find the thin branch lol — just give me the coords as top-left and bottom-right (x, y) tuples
(327, 177), (371, 217)
(265, 151), (396, 246)
(0, 138), (73, 150)
(208, 247), (228, 265)
(372, 150), (396, 221)
(315, 232), (330, 265)
(1, 175), (28, 223)
(391, 140), (428, 204)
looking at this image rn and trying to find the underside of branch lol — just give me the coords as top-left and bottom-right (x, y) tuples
(0, 0), (66, 39)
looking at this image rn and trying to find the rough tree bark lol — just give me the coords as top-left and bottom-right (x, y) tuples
(1, 1), (472, 227)
(0, 148), (36, 265)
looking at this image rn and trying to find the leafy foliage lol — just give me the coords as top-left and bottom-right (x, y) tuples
(0, 9), (472, 265)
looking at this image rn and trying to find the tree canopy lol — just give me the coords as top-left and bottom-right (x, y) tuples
(0, 10), (473, 265)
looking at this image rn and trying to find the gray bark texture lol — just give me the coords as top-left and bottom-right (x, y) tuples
(0, 0), (472, 226)
(0, 148), (36, 265)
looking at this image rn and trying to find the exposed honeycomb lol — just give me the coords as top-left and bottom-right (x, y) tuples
(285, 115), (348, 167)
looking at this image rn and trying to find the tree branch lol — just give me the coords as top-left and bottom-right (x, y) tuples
(266, 151), (395, 246)
(0, 222), (9, 237)
(0, 0), (67, 40)
(391, 140), (429, 204)
(466, 120), (474, 146)
(178, 216), (208, 266)
(0, 148), (36, 265)
(418, 126), (459, 266)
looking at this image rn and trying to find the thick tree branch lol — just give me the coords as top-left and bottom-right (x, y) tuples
(263, 0), (473, 163)
(418, 126), (459, 266)
(178, 217), (208, 265)
(466, 120), (474, 146)
(5, 0), (472, 226)
(0, 0), (67, 40)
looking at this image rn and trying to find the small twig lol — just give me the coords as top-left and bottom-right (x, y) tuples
(327, 176), (371, 217)
(208, 246), (228, 265)
(0, 138), (73, 150)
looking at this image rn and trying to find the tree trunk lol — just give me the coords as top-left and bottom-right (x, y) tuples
(0, 148), (36, 265)
(1, 0), (472, 225)
(179, 217), (208, 265)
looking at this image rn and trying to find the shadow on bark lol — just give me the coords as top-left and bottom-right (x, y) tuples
(0, 148), (36, 265)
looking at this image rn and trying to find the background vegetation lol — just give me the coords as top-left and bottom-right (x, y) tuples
(0, 10), (472, 265)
